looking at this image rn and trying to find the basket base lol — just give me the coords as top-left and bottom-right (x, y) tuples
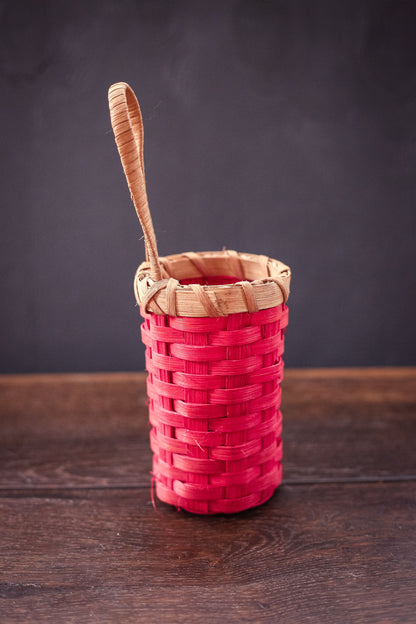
(153, 464), (282, 515)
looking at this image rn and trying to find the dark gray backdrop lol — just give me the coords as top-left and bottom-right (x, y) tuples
(1, 0), (415, 373)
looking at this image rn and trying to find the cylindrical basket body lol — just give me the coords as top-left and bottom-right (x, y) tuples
(141, 303), (288, 514)
(136, 250), (291, 514)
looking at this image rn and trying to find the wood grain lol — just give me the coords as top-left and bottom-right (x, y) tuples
(1, 369), (415, 623)
(1, 483), (415, 624)
(0, 373), (149, 488)
(1, 369), (415, 488)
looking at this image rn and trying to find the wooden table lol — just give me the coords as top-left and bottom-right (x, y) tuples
(1, 369), (415, 623)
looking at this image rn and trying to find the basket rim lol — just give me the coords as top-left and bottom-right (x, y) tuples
(134, 249), (291, 317)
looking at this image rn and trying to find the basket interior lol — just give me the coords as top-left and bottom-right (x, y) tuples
(180, 275), (242, 286)
(161, 252), (274, 285)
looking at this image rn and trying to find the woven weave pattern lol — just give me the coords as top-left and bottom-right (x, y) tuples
(141, 304), (288, 514)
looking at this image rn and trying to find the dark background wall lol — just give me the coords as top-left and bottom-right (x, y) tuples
(1, 0), (415, 373)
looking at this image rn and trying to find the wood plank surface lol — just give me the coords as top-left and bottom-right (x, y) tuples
(1, 369), (415, 488)
(1, 368), (415, 623)
(1, 483), (415, 624)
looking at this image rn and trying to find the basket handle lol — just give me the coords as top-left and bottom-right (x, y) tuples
(108, 82), (162, 281)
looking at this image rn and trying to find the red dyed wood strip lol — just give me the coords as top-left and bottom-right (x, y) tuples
(150, 377), (185, 401)
(170, 343), (226, 362)
(250, 387), (282, 411)
(173, 480), (223, 501)
(153, 456), (189, 482)
(145, 325), (185, 343)
(169, 316), (228, 332)
(171, 371), (226, 390)
(209, 465), (261, 486)
(248, 361), (284, 384)
(250, 333), (285, 356)
(147, 352), (185, 372)
(208, 326), (262, 346)
(209, 355), (263, 375)
(150, 428), (190, 455)
(246, 305), (288, 326)
(245, 439), (282, 468)
(209, 438), (262, 461)
(175, 400), (226, 418)
(209, 383), (264, 405)
(149, 405), (186, 429)
(207, 490), (271, 515)
(175, 428), (225, 447)
(173, 454), (225, 475)
(208, 412), (264, 432)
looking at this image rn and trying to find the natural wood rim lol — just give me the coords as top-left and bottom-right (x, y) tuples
(135, 249), (291, 317)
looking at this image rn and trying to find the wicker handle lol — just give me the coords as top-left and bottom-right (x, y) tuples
(108, 82), (162, 281)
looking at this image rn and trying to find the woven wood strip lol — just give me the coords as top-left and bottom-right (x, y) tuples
(143, 304), (288, 514)
(108, 82), (162, 281)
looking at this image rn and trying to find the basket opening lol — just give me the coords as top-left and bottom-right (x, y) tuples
(180, 275), (243, 286)
(157, 252), (282, 284)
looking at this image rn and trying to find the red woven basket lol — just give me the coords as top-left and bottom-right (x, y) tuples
(109, 83), (292, 514)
